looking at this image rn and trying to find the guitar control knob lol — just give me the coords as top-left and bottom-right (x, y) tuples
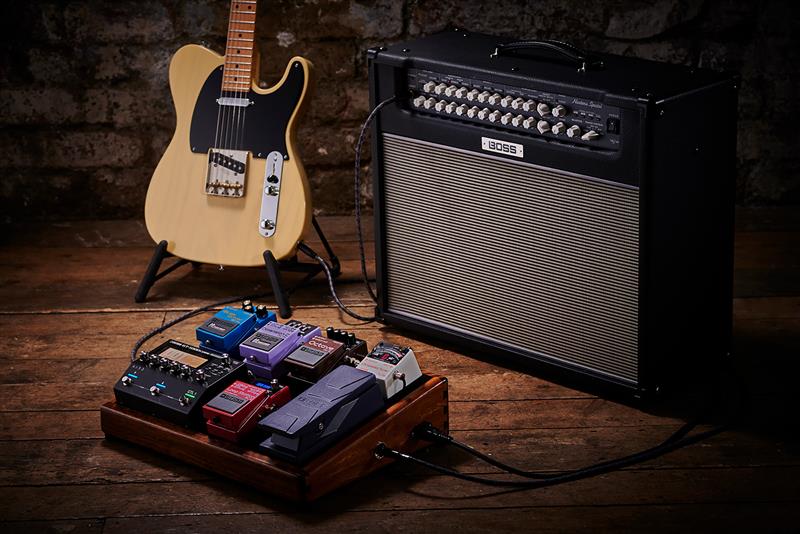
(477, 91), (491, 103)
(511, 114), (525, 127)
(488, 93), (502, 105)
(412, 95), (425, 107)
(567, 125), (581, 138)
(551, 122), (566, 135)
(434, 100), (447, 112)
(455, 104), (468, 116)
(488, 110), (501, 122)
(477, 108), (490, 120)
(444, 85), (457, 97)
(121, 376), (132, 386)
(537, 120), (551, 134)
(423, 97), (436, 109)
(511, 97), (525, 110)
(149, 386), (160, 396)
(466, 106), (480, 118)
(434, 83), (447, 95)
(466, 89), (480, 101)
(455, 87), (468, 98)
(537, 103), (551, 117)
(445, 102), (457, 114)
(522, 100), (536, 112)
(500, 96), (514, 107)
(500, 112), (514, 125)
(552, 104), (568, 117)
(522, 117), (536, 129)
(581, 130), (600, 141)
(422, 81), (435, 93)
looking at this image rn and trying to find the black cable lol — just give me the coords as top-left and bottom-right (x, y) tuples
(378, 421), (730, 488)
(354, 96), (396, 304)
(297, 242), (377, 322)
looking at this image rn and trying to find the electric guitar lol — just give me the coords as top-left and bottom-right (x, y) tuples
(145, 0), (313, 267)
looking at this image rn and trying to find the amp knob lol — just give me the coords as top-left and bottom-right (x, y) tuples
(445, 102), (457, 114)
(536, 103), (551, 117)
(455, 104), (468, 115)
(522, 100), (536, 112)
(566, 125), (581, 138)
(488, 93), (502, 105)
(581, 130), (600, 141)
(488, 110), (502, 122)
(477, 91), (491, 103)
(466, 106), (480, 118)
(552, 104), (568, 117)
(511, 114), (525, 127)
(434, 83), (447, 95)
(551, 122), (566, 135)
(444, 85), (457, 97)
(423, 97), (436, 109)
(511, 98), (525, 110)
(455, 87), (468, 98)
(537, 120), (551, 134)
(500, 113), (514, 125)
(522, 117), (536, 129)
(412, 95), (425, 107)
(434, 100), (447, 112)
(422, 81), (436, 93)
(466, 89), (480, 101)
(500, 96), (514, 107)
(477, 108), (490, 120)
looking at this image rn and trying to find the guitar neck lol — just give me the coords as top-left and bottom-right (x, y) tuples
(222, 0), (258, 93)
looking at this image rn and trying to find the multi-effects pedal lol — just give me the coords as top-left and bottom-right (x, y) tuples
(114, 340), (247, 426)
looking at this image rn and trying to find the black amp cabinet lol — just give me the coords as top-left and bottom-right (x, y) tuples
(367, 30), (738, 398)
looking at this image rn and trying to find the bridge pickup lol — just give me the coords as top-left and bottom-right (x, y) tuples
(205, 149), (248, 197)
(216, 97), (253, 108)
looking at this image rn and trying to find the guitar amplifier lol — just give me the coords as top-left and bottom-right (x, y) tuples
(367, 31), (737, 398)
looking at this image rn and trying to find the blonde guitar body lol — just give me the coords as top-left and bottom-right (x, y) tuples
(145, 44), (313, 267)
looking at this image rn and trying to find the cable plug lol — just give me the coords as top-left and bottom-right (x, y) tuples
(412, 422), (453, 443)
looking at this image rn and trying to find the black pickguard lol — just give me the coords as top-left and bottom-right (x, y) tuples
(189, 61), (305, 159)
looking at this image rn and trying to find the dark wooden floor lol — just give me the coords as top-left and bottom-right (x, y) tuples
(1, 209), (798, 532)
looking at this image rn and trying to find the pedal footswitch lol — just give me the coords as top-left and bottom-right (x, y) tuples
(258, 365), (384, 463)
(196, 302), (276, 356)
(239, 321), (321, 379)
(114, 340), (246, 427)
(203, 380), (291, 443)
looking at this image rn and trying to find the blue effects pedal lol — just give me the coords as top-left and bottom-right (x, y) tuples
(196, 301), (276, 356)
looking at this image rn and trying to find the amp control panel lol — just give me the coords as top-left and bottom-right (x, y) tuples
(406, 69), (622, 151)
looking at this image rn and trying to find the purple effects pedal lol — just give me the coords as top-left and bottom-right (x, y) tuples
(239, 321), (321, 379)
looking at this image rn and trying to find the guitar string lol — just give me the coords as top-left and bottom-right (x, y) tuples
(222, 0), (237, 165)
(218, 0), (237, 189)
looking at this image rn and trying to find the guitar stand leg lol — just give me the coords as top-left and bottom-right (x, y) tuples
(263, 216), (340, 319)
(264, 250), (292, 319)
(134, 240), (193, 303)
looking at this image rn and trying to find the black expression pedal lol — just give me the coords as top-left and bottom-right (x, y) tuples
(114, 340), (247, 427)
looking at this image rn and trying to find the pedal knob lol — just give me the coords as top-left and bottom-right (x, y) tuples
(522, 100), (536, 112)
(552, 104), (568, 117)
(567, 125), (581, 138)
(551, 122), (566, 135)
(537, 120), (551, 134)
(194, 370), (205, 382)
(179, 396), (189, 406)
(537, 103), (551, 117)
(149, 386), (160, 396)
(581, 130), (600, 141)
(121, 376), (132, 386)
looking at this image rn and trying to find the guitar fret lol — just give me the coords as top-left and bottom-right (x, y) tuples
(226, 46), (253, 50)
(225, 68), (251, 72)
(230, 20), (255, 24)
(232, 10), (255, 14)
(228, 29), (254, 33)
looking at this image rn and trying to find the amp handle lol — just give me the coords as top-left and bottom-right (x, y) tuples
(490, 39), (604, 72)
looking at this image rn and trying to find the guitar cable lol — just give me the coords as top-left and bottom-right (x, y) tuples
(374, 366), (744, 488)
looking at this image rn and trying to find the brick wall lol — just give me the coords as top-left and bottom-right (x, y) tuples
(1, 0), (798, 222)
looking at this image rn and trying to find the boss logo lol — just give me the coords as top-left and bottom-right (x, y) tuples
(480, 137), (524, 158)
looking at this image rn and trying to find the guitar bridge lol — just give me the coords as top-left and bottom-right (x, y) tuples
(205, 149), (248, 197)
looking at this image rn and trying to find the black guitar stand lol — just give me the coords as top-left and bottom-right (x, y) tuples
(134, 216), (340, 319)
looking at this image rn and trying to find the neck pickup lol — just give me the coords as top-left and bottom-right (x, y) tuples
(217, 96), (253, 108)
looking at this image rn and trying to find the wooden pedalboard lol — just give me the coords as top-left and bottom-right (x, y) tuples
(101, 375), (448, 502)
